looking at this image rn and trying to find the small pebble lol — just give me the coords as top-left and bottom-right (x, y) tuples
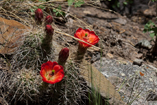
(149, 78), (153, 82)
(126, 83), (130, 87)
(17, 75), (20, 78)
(121, 73), (126, 77)
(133, 59), (143, 66)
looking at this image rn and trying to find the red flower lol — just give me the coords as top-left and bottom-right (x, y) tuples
(45, 25), (54, 35)
(40, 61), (64, 84)
(59, 48), (69, 63)
(45, 15), (53, 25)
(74, 28), (99, 48)
(35, 8), (43, 22)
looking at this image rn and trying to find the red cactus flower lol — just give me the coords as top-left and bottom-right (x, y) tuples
(40, 61), (64, 84)
(58, 48), (69, 63)
(45, 25), (54, 35)
(35, 8), (43, 22)
(74, 28), (99, 48)
(45, 15), (53, 24)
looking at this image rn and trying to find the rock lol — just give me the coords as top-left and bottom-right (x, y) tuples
(149, 78), (153, 82)
(80, 60), (126, 105)
(108, 76), (122, 86)
(91, 53), (100, 63)
(107, 53), (114, 58)
(83, 10), (91, 14)
(0, 17), (29, 54)
(114, 18), (127, 25)
(133, 58), (143, 66)
(121, 73), (125, 77)
(135, 53), (143, 59)
(137, 39), (152, 49)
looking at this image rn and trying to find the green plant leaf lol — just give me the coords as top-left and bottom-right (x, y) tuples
(153, 27), (157, 36)
(30, 9), (34, 13)
(74, 0), (84, 7)
(53, 9), (57, 12)
(68, 0), (74, 6)
(38, 5), (45, 9)
(58, 5), (61, 10)
(53, 5), (65, 17)
(117, 2), (120, 7)
(123, 1), (128, 5)
(56, 12), (59, 17)
(32, 6), (38, 9)
(150, 33), (155, 38)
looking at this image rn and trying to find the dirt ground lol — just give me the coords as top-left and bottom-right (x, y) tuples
(59, 3), (157, 68)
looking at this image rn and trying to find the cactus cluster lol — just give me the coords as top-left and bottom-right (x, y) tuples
(2, 8), (99, 105)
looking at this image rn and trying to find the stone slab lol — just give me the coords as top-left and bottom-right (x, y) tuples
(0, 17), (29, 54)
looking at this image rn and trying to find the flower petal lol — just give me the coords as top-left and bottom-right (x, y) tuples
(53, 65), (62, 73)
(40, 61), (64, 84)
(89, 33), (99, 44)
(43, 69), (64, 84)
(41, 61), (58, 71)
(76, 28), (83, 33)
(74, 28), (99, 48)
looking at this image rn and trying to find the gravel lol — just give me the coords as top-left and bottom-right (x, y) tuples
(93, 57), (157, 105)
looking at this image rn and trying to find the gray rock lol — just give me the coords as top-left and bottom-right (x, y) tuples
(91, 53), (101, 63)
(114, 18), (127, 25)
(138, 39), (152, 49)
(108, 76), (122, 86)
(93, 57), (157, 105)
(135, 53), (143, 59)
(133, 58), (143, 66)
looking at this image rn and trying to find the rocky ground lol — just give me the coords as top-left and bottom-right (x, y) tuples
(65, 3), (157, 105)
(0, 0), (157, 105)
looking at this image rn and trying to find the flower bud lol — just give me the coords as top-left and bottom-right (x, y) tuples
(58, 48), (69, 64)
(35, 8), (43, 23)
(45, 15), (53, 25)
(45, 25), (54, 35)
